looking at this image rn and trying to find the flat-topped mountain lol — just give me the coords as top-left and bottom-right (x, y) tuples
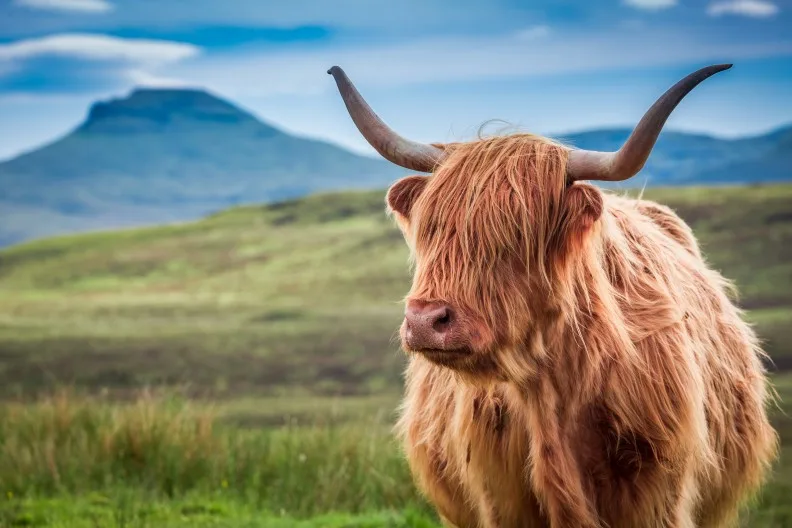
(0, 88), (401, 246)
(78, 88), (267, 134)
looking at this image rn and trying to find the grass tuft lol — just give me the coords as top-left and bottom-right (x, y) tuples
(0, 390), (428, 519)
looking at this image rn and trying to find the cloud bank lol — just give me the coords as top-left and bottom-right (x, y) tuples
(0, 33), (199, 93)
(169, 29), (792, 98)
(13, 0), (113, 13)
(707, 0), (779, 17)
(623, 0), (678, 10)
(0, 33), (199, 64)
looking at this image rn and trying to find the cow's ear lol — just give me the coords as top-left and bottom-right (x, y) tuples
(551, 182), (603, 259)
(386, 175), (429, 219)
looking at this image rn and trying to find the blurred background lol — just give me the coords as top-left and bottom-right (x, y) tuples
(0, 0), (790, 526)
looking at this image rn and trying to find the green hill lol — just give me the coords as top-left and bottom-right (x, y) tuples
(0, 183), (790, 398)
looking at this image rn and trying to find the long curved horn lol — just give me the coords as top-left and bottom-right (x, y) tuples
(327, 66), (446, 173)
(567, 64), (732, 182)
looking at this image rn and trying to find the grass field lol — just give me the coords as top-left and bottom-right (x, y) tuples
(0, 374), (791, 528)
(0, 182), (790, 526)
(0, 183), (790, 398)
(0, 390), (439, 527)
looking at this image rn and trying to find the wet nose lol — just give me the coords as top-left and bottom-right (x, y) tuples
(404, 301), (456, 350)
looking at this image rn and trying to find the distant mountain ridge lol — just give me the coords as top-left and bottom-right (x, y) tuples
(0, 87), (403, 247)
(557, 125), (792, 186)
(0, 87), (789, 247)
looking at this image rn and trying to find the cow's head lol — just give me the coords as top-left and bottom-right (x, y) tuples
(328, 64), (731, 379)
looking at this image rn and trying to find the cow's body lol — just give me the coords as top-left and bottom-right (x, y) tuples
(395, 189), (777, 528)
(327, 64), (777, 528)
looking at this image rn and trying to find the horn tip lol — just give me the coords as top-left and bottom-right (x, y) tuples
(710, 63), (733, 74)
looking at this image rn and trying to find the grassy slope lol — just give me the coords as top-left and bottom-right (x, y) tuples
(0, 183), (791, 398)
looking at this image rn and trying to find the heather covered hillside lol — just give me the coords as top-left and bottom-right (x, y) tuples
(1, 183), (790, 398)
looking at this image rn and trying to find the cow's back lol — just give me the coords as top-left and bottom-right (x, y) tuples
(633, 199), (702, 258)
(605, 194), (778, 526)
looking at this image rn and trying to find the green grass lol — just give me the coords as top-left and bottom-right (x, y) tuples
(0, 380), (790, 528)
(0, 391), (416, 512)
(0, 390), (440, 527)
(0, 183), (791, 398)
(0, 497), (440, 528)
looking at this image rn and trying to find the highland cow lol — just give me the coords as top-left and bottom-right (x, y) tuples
(328, 64), (778, 527)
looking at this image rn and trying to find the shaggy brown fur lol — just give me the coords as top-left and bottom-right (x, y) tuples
(387, 134), (778, 527)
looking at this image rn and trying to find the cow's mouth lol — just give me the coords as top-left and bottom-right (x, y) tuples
(411, 347), (474, 364)
(417, 347), (472, 355)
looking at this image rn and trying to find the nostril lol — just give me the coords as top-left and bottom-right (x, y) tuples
(432, 308), (453, 333)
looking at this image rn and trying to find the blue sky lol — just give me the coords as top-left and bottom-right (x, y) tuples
(0, 0), (791, 160)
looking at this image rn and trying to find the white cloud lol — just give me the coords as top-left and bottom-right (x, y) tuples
(13, 0), (113, 13)
(0, 34), (200, 66)
(707, 0), (779, 17)
(622, 0), (677, 10)
(168, 30), (792, 99)
(514, 25), (552, 41)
